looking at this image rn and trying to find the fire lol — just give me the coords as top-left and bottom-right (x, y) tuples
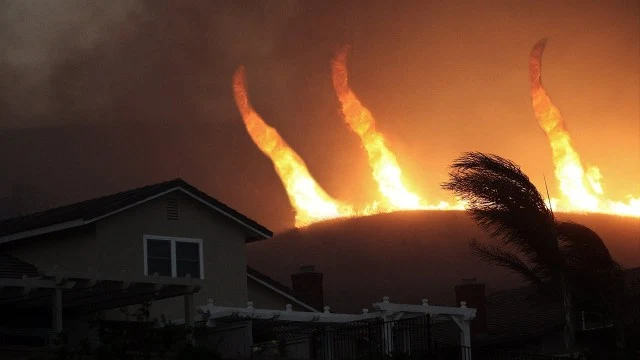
(529, 39), (640, 217)
(331, 47), (425, 211)
(234, 52), (464, 227)
(234, 39), (638, 228)
(233, 66), (355, 227)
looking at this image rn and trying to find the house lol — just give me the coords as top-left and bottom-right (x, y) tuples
(455, 269), (640, 357)
(0, 178), (319, 357)
(0, 178), (488, 359)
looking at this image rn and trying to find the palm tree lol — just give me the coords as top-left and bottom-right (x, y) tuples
(441, 152), (622, 354)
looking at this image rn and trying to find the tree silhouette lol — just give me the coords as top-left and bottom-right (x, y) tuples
(442, 152), (623, 354)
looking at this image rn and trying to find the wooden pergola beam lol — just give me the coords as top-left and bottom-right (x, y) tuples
(0, 277), (75, 290)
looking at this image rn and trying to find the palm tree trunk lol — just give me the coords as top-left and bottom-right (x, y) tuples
(561, 276), (575, 353)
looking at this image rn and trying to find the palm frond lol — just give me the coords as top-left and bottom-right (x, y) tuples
(556, 221), (614, 271)
(442, 152), (560, 273)
(556, 221), (623, 312)
(470, 239), (545, 287)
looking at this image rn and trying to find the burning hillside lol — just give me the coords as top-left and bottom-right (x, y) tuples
(234, 40), (639, 227)
(247, 211), (640, 312)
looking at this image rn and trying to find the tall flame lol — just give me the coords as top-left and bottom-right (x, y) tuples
(331, 47), (424, 210)
(233, 66), (355, 227)
(529, 39), (640, 216)
(232, 40), (638, 229)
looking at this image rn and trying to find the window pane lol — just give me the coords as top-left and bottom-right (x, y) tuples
(148, 258), (171, 276)
(176, 241), (199, 261)
(147, 239), (171, 258)
(177, 260), (200, 278)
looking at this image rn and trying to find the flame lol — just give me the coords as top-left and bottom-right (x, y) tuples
(233, 38), (639, 228)
(233, 66), (355, 227)
(529, 39), (639, 217)
(331, 47), (425, 210)
(233, 54), (464, 228)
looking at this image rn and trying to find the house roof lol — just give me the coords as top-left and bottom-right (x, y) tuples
(0, 253), (42, 279)
(626, 267), (640, 320)
(0, 178), (272, 244)
(481, 286), (564, 344)
(627, 266), (640, 285)
(477, 266), (640, 345)
(247, 266), (319, 312)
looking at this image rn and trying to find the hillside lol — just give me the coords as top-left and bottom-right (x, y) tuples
(247, 210), (640, 313)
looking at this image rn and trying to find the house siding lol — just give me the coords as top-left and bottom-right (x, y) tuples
(5, 189), (310, 329)
(95, 191), (249, 320)
(8, 225), (98, 276)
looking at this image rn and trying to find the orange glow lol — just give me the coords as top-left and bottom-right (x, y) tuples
(233, 66), (355, 227)
(235, 39), (637, 228)
(234, 53), (464, 227)
(530, 39), (639, 217)
(331, 47), (425, 211)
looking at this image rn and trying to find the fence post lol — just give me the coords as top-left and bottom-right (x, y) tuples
(383, 317), (394, 356)
(322, 328), (333, 360)
(52, 288), (63, 334)
(459, 319), (471, 360)
(184, 293), (195, 345)
(426, 314), (432, 356)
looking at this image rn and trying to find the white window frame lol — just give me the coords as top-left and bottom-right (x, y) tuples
(143, 235), (204, 279)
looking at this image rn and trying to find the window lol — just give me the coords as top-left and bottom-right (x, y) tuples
(143, 235), (203, 279)
(146, 239), (172, 276)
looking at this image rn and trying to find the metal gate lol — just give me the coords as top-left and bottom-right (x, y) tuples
(311, 315), (434, 360)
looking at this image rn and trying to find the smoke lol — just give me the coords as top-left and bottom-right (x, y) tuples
(211, 0), (301, 61)
(0, 0), (302, 128)
(0, 0), (308, 223)
(0, 0), (146, 123)
(0, 0), (636, 230)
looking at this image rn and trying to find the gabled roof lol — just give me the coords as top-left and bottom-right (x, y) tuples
(0, 253), (42, 279)
(0, 178), (272, 244)
(247, 266), (319, 312)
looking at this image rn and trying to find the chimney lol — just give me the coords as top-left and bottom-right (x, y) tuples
(291, 265), (324, 311)
(455, 278), (487, 336)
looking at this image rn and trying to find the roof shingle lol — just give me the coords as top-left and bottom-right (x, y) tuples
(0, 178), (272, 241)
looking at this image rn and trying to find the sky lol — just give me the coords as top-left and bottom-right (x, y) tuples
(1, 0), (638, 232)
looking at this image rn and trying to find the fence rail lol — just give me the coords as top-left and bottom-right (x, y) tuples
(308, 315), (563, 360)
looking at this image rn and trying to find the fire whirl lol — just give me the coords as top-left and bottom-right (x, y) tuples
(233, 58), (463, 227)
(529, 39), (640, 216)
(331, 47), (424, 211)
(233, 41), (638, 228)
(233, 66), (355, 227)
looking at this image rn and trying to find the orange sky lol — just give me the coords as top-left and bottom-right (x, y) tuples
(1, 0), (638, 230)
(240, 0), (640, 214)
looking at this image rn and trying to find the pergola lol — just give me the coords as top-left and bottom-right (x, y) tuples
(198, 295), (476, 354)
(0, 273), (200, 345)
